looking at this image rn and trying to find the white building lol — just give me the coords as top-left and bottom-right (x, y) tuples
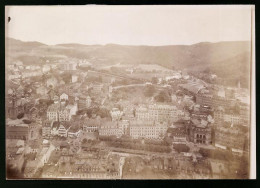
(60, 93), (69, 101)
(130, 120), (168, 140)
(71, 75), (78, 83)
(110, 108), (123, 122)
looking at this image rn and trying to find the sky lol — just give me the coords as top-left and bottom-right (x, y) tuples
(5, 5), (253, 46)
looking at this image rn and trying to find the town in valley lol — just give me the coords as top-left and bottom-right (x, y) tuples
(5, 38), (251, 179)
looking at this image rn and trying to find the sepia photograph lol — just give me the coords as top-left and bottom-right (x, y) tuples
(5, 5), (255, 179)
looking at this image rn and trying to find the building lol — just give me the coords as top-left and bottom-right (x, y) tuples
(58, 122), (71, 137)
(83, 118), (100, 133)
(66, 103), (78, 116)
(58, 107), (71, 121)
(167, 124), (187, 143)
(71, 75), (78, 83)
(68, 125), (81, 138)
(135, 104), (184, 123)
(196, 94), (233, 109)
(59, 63), (77, 71)
(129, 120), (168, 140)
(214, 125), (246, 155)
(110, 108), (123, 122)
(187, 119), (212, 145)
(6, 124), (29, 140)
(42, 65), (51, 73)
(42, 121), (52, 139)
(6, 119), (37, 141)
(47, 103), (60, 121)
(78, 96), (92, 110)
(47, 103), (71, 122)
(135, 106), (150, 121)
(118, 120), (130, 135)
(22, 70), (42, 78)
(91, 83), (104, 94)
(178, 82), (207, 98)
(60, 93), (69, 101)
(46, 76), (58, 88)
(99, 121), (123, 138)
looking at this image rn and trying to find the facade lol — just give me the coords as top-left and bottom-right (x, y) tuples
(58, 123), (71, 137)
(59, 107), (71, 121)
(78, 96), (92, 110)
(91, 83), (104, 94)
(60, 93), (69, 101)
(6, 125), (29, 140)
(178, 82), (206, 98)
(110, 108), (123, 122)
(135, 104), (184, 123)
(60, 63), (77, 71)
(83, 119), (100, 133)
(187, 119), (212, 145)
(71, 75), (78, 83)
(47, 103), (60, 121)
(167, 125), (187, 143)
(129, 120), (168, 140)
(99, 121), (123, 138)
(42, 121), (52, 139)
(215, 126), (246, 154)
(196, 94), (233, 109)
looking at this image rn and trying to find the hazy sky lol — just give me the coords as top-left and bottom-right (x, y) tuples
(5, 5), (253, 46)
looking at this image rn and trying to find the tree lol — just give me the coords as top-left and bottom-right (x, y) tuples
(22, 119), (32, 124)
(155, 91), (171, 103)
(173, 144), (190, 153)
(17, 113), (24, 119)
(144, 85), (155, 97)
(151, 77), (158, 84)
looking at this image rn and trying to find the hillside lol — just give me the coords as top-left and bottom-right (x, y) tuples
(6, 37), (251, 87)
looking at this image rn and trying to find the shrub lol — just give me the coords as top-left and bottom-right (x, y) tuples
(173, 144), (190, 153)
(17, 113), (24, 119)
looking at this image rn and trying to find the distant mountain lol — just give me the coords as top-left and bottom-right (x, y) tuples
(6, 38), (251, 87)
(6, 37), (46, 51)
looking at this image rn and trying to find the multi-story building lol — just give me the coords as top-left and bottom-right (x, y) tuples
(99, 121), (123, 138)
(78, 96), (92, 110)
(47, 103), (60, 121)
(239, 102), (250, 125)
(118, 120), (130, 135)
(196, 94), (233, 109)
(129, 120), (168, 140)
(6, 124), (29, 140)
(71, 75), (78, 83)
(178, 82), (207, 98)
(110, 108), (123, 122)
(214, 125), (246, 155)
(135, 104), (184, 123)
(60, 93), (69, 101)
(59, 63), (77, 71)
(42, 121), (52, 139)
(83, 119), (100, 133)
(6, 121), (38, 141)
(167, 124), (187, 143)
(187, 119), (212, 145)
(46, 76), (58, 88)
(223, 113), (241, 125)
(59, 106), (71, 121)
(91, 83), (104, 94)
(47, 103), (71, 122)
(58, 122), (71, 137)
(135, 106), (150, 121)
(22, 70), (42, 78)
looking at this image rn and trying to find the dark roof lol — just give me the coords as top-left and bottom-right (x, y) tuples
(60, 122), (71, 130)
(52, 121), (60, 129)
(68, 125), (80, 133)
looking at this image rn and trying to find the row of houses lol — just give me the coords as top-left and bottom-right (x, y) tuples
(135, 104), (186, 123)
